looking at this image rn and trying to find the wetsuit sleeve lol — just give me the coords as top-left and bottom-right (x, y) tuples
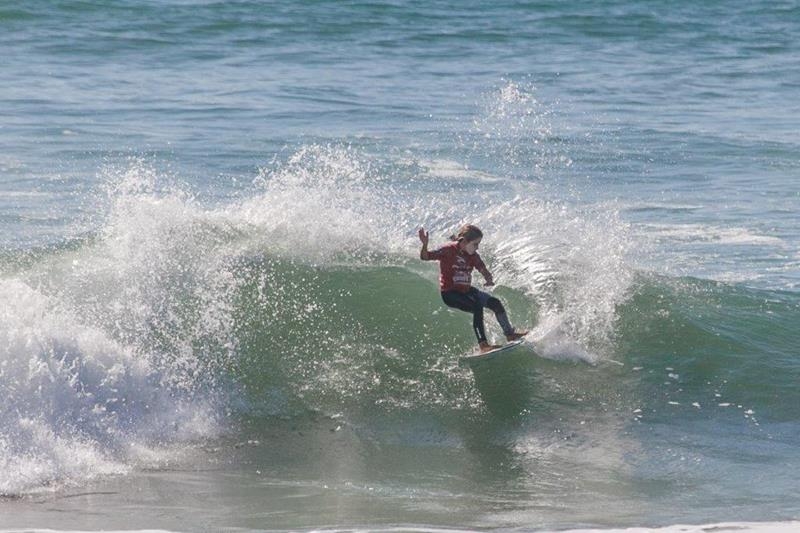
(473, 253), (491, 278)
(425, 246), (447, 261)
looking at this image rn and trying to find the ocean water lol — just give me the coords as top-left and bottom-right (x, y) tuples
(1, 1), (799, 531)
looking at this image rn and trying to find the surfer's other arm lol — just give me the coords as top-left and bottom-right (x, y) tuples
(479, 265), (495, 287)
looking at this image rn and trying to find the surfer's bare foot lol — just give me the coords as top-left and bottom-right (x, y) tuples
(506, 331), (528, 342)
(478, 342), (502, 354)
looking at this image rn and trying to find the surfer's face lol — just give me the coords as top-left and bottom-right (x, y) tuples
(463, 237), (481, 255)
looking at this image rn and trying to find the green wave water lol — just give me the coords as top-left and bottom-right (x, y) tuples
(2, 151), (797, 506)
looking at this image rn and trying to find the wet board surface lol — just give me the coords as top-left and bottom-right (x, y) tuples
(458, 339), (525, 365)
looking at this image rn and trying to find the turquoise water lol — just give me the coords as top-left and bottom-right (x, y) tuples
(1, 1), (799, 531)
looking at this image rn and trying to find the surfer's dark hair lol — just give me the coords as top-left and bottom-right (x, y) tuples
(449, 224), (483, 243)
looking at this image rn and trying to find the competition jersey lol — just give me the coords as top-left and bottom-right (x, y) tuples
(426, 242), (487, 293)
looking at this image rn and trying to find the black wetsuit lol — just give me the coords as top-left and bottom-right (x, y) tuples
(441, 287), (513, 343)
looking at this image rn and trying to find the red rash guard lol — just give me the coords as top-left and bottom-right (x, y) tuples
(426, 242), (489, 293)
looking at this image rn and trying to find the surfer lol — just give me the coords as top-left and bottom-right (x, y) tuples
(419, 224), (528, 354)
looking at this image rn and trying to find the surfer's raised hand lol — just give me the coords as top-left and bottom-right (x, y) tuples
(418, 228), (431, 260)
(418, 227), (429, 246)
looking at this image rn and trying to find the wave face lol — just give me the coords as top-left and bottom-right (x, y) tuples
(0, 138), (634, 494)
(3, 144), (799, 497)
(618, 275), (800, 421)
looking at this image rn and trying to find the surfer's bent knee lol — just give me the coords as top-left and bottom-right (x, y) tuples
(486, 296), (505, 314)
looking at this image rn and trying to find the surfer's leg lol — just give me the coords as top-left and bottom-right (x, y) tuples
(473, 290), (514, 337)
(441, 290), (489, 344)
(486, 298), (515, 336)
(464, 289), (490, 344)
(471, 303), (487, 343)
(441, 290), (475, 313)
(477, 290), (527, 340)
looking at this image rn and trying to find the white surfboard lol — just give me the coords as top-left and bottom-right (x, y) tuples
(458, 339), (525, 365)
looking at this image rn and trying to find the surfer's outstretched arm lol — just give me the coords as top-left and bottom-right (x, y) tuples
(418, 227), (432, 260)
